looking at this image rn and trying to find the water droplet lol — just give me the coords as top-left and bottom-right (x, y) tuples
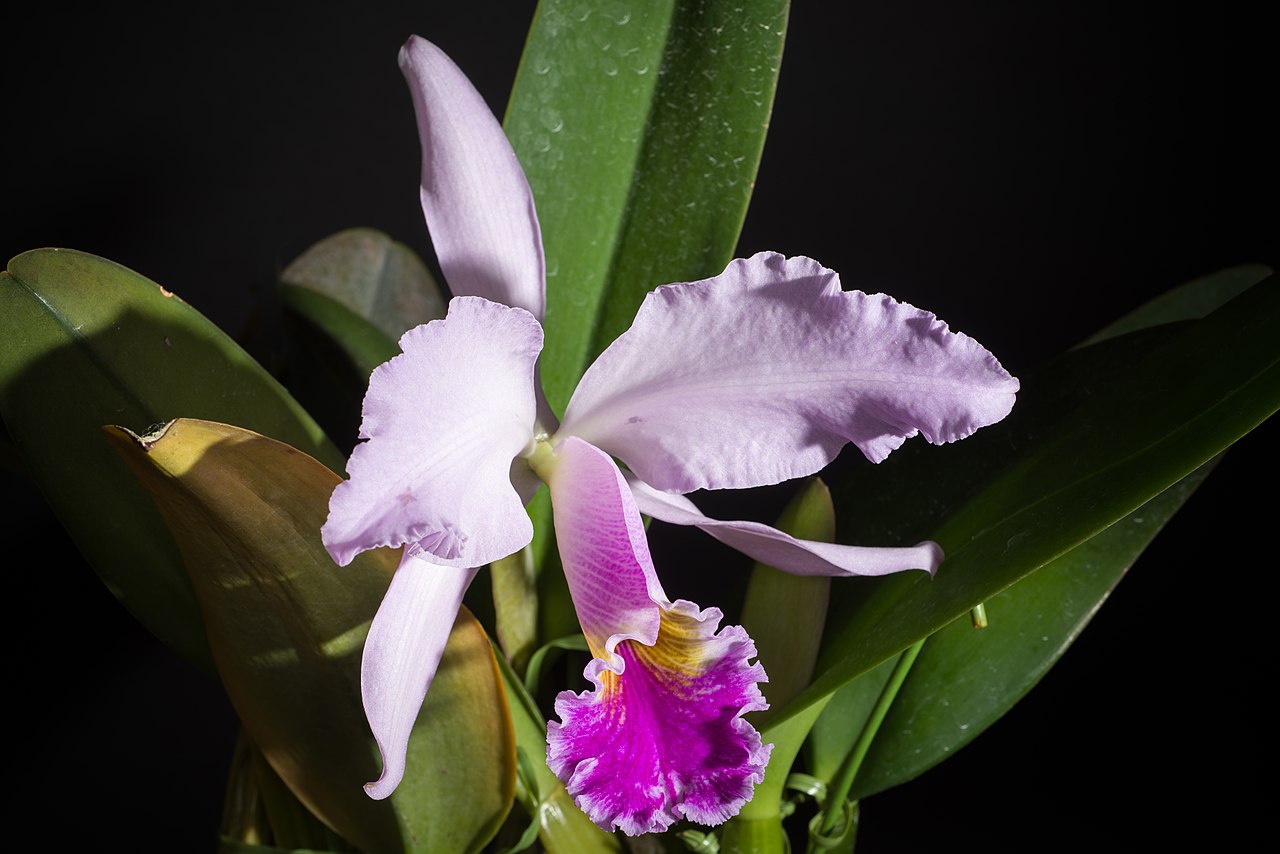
(540, 107), (564, 133)
(605, 2), (630, 26)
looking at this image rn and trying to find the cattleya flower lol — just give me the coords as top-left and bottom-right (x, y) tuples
(322, 37), (1019, 835)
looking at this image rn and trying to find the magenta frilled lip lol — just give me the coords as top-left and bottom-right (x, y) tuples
(320, 35), (1019, 835)
(548, 605), (772, 836)
(543, 437), (772, 834)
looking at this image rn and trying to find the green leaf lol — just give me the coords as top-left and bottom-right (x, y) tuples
(507, 0), (789, 414)
(492, 547), (541, 673)
(279, 227), (445, 380)
(0, 249), (344, 667)
(800, 265), (1275, 790)
(107, 419), (515, 854)
(281, 287), (402, 383)
(723, 481), (836, 847)
(772, 273), (1280, 729)
(522, 633), (589, 698)
(741, 477), (836, 720)
(507, 0), (789, 601)
(1080, 263), (1272, 347)
(806, 461), (1215, 794)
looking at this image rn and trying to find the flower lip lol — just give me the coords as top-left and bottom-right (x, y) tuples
(543, 437), (772, 835)
(548, 602), (772, 836)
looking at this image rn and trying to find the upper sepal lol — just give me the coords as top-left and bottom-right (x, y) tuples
(400, 36), (546, 320)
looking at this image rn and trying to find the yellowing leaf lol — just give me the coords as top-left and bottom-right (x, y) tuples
(107, 419), (514, 853)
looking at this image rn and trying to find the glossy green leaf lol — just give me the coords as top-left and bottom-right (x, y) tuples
(107, 419), (514, 854)
(805, 464), (1214, 789)
(802, 266), (1274, 791)
(279, 228), (445, 380)
(771, 273), (1279, 729)
(507, 0), (789, 414)
(507, 0), (789, 600)
(0, 249), (344, 666)
(845, 463), (1214, 797)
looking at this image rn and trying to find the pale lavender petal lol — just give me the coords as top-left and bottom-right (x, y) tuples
(544, 437), (770, 834)
(322, 297), (540, 568)
(362, 552), (479, 799)
(544, 437), (662, 658)
(399, 36), (545, 319)
(629, 476), (942, 577)
(560, 252), (1019, 493)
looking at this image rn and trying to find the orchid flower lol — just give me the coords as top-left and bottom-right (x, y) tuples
(321, 36), (1019, 836)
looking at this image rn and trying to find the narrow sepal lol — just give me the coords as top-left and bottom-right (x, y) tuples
(362, 552), (479, 799)
(630, 477), (942, 577)
(399, 36), (546, 319)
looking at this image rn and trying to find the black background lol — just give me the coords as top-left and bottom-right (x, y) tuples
(4, 2), (1274, 851)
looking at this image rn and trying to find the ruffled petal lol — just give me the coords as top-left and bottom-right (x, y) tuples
(399, 36), (545, 320)
(629, 476), (942, 577)
(560, 252), (1019, 493)
(544, 437), (770, 834)
(322, 296), (540, 568)
(547, 605), (771, 836)
(361, 552), (479, 799)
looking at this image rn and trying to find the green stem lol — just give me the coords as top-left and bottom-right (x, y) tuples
(970, 602), (989, 629)
(720, 814), (787, 854)
(817, 640), (926, 837)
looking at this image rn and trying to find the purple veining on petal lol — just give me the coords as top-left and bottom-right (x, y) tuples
(547, 601), (771, 836)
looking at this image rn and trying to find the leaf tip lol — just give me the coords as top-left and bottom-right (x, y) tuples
(102, 419), (175, 453)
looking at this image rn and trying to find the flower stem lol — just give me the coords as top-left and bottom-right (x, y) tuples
(814, 639), (926, 840)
